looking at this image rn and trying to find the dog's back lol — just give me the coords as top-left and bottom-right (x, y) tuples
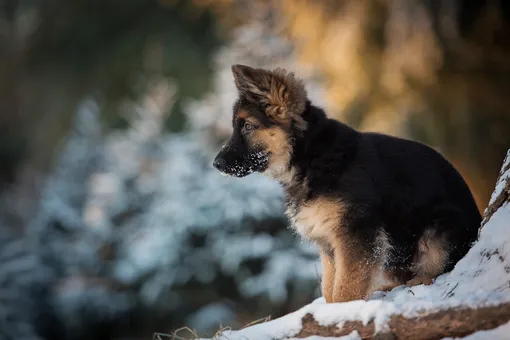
(360, 132), (481, 275)
(362, 131), (480, 223)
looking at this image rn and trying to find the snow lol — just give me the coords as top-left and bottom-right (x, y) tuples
(200, 155), (510, 339)
(442, 321), (510, 340)
(486, 150), (510, 208)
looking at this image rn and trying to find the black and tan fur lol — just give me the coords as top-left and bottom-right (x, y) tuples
(213, 64), (482, 303)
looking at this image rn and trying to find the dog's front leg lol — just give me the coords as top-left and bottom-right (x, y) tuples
(331, 238), (375, 303)
(319, 250), (335, 303)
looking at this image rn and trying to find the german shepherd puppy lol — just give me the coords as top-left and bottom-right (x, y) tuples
(213, 64), (481, 303)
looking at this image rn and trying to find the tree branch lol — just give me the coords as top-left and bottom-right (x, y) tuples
(296, 303), (510, 340)
(481, 152), (510, 228)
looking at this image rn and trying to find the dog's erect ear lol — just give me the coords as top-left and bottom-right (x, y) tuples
(231, 64), (265, 96)
(231, 64), (308, 130)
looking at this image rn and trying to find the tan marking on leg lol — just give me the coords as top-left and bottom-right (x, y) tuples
(406, 275), (435, 286)
(377, 282), (403, 292)
(366, 230), (401, 296)
(408, 229), (449, 286)
(366, 265), (404, 297)
(285, 196), (350, 302)
(331, 238), (375, 303)
(320, 251), (335, 303)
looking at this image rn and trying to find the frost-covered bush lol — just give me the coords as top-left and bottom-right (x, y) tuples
(31, 99), (109, 277)
(0, 228), (59, 340)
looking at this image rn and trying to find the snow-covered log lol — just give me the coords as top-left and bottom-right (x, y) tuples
(201, 149), (510, 340)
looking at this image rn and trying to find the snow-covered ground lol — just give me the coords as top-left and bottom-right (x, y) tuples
(200, 151), (510, 340)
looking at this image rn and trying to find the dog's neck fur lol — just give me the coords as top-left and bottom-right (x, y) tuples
(276, 102), (360, 206)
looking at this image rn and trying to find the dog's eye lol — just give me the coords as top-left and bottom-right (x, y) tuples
(244, 122), (256, 132)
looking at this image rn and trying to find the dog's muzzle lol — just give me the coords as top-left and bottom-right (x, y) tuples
(213, 155), (227, 172)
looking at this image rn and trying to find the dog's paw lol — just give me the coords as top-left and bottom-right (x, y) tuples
(406, 276), (434, 287)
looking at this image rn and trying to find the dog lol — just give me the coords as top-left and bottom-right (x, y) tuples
(213, 64), (482, 303)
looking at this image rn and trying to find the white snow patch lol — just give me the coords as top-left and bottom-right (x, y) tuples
(200, 307), (308, 340)
(486, 150), (510, 207)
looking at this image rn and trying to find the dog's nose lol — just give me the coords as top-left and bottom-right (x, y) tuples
(213, 156), (226, 171)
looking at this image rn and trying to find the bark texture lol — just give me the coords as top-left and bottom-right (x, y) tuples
(296, 303), (510, 340)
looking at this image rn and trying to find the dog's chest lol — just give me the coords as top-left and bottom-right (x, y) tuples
(285, 198), (342, 241)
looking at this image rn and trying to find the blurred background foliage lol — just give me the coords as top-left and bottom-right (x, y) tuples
(0, 0), (509, 339)
(0, 0), (221, 193)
